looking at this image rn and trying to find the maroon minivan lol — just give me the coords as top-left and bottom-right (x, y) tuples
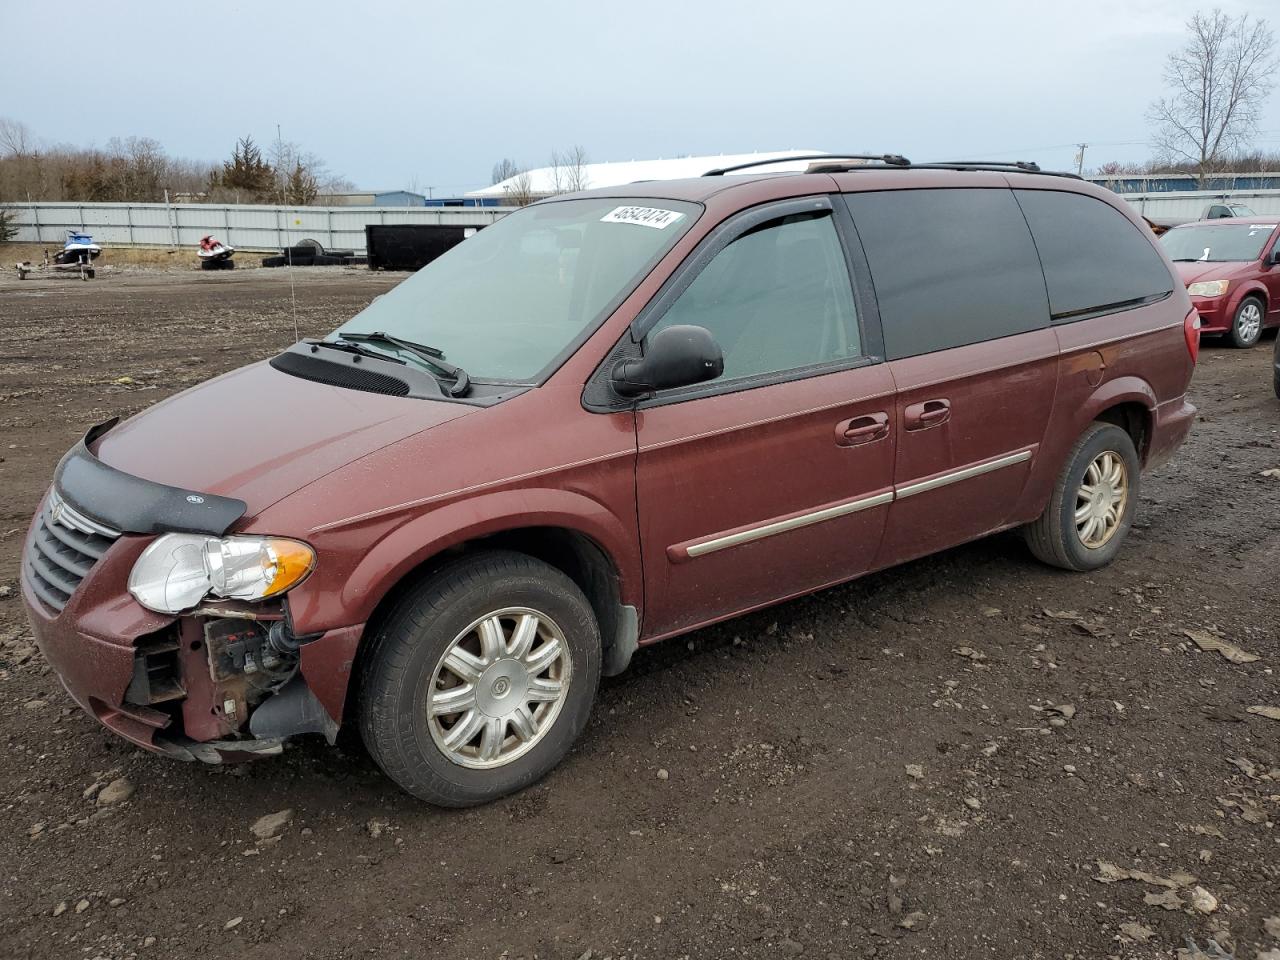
(22, 157), (1198, 805)
(1159, 217), (1280, 348)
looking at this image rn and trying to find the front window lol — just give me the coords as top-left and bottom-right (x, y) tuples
(334, 197), (700, 382)
(1161, 223), (1276, 263)
(648, 212), (861, 381)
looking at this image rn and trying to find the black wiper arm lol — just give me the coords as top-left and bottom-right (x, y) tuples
(340, 330), (445, 358)
(338, 330), (470, 397)
(305, 339), (406, 364)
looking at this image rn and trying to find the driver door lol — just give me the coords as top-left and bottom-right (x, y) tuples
(630, 197), (896, 640)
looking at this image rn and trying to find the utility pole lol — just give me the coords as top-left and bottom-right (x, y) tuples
(276, 123), (284, 204)
(1074, 143), (1088, 176)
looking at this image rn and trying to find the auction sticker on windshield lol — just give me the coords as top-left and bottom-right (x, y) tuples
(600, 206), (685, 229)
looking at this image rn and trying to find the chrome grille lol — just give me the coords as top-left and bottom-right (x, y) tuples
(23, 489), (121, 613)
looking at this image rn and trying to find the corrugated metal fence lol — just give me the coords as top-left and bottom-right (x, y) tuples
(5, 190), (1280, 253)
(1114, 189), (1280, 220)
(4, 201), (512, 253)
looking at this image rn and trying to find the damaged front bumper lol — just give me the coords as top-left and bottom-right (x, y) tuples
(24, 556), (363, 762)
(20, 420), (364, 763)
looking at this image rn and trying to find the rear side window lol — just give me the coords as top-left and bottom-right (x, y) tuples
(1014, 189), (1173, 322)
(844, 189), (1049, 360)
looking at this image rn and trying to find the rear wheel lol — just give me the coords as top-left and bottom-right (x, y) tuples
(1228, 296), (1264, 348)
(1024, 422), (1140, 571)
(358, 551), (601, 807)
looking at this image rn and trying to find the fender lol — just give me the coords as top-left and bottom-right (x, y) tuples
(1077, 375), (1156, 434)
(288, 486), (641, 636)
(1227, 281), (1269, 316)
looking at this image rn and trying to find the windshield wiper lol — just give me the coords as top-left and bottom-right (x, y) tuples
(306, 339), (406, 364)
(337, 330), (470, 397)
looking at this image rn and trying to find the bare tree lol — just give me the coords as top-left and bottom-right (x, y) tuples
(266, 137), (351, 204)
(0, 117), (34, 158)
(491, 158), (520, 185)
(548, 145), (590, 194)
(1149, 10), (1276, 186)
(503, 170), (536, 207)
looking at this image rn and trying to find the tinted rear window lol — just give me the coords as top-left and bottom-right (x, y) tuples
(1014, 189), (1173, 322)
(844, 188), (1049, 360)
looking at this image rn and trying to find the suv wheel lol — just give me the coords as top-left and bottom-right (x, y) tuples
(358, 551), (601, 807)
(1229, 296), (1264, 348)
(1024, 422), (1140, 571)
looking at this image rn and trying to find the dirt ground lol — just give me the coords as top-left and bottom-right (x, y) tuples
(0, 266), (1277, 960)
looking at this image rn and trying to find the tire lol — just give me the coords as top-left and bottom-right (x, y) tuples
(1228, 296), (1264, 348)
(1024, 422), (1140, 572)
(357, 551), (601, 807)
(1273, 335), (1280, 400)
(261, 256), (286, 268)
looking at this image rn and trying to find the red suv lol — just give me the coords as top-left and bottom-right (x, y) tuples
(22, 157), (1198, 805)
(1161, 217), (1280, 347)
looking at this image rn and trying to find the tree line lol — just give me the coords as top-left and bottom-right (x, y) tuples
(0, 119), (352, 205)
(488, 146), (590, 205)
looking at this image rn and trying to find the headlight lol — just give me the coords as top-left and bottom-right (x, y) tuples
(128, 534), (315, 614)
(1187, 279), (1229, 297)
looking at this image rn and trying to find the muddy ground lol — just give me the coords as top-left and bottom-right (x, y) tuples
(0, 266), (1277, 960)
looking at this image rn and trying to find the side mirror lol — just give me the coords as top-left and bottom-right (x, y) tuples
(611, 325), (724, 397)
(1271, 247), (1280, 265)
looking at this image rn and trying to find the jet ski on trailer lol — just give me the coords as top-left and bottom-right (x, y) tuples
(197, 235), (236, 269)
(16, 231), (101, 280)
(54, 231), (102, 265)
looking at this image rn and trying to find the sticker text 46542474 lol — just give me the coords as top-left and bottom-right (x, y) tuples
(599, 206), (685, 229)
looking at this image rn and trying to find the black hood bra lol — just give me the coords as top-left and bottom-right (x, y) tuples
(53, 418), (247, 536)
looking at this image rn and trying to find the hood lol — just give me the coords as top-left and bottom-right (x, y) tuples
(1173, 260), (1258, 285)
(94, 361), (473, 519)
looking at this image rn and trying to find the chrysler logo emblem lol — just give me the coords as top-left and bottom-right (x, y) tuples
(49, 500), (66, 527)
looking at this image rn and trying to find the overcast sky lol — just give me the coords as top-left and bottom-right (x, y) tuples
(5, 0), (1278, 194)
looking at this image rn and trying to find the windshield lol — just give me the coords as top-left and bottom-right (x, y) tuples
(1161, 223), (1276, 262)
(334, 197), (700, 382)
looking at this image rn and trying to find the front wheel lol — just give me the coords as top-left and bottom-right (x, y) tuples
(1024, 422), (1140, 571)
(1273, 334), (1280, 400)
(358, 551), (601, 807)
(1228, 296), (1264, 348)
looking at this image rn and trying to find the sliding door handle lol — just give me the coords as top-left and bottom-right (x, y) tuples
(905, 398), (951, 431)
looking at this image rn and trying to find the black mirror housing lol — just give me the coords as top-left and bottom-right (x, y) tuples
(1271, 247), (1280, 265)
(611, 325), (724, 397)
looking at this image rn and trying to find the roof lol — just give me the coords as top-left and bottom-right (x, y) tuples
(505, 165), (1101, 209)
(468, 150), (826, 198)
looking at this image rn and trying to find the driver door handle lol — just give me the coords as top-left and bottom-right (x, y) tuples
(836, 412), (889, 446)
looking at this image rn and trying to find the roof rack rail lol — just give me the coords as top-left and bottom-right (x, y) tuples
(927, 160), (1042, 172)
(907, 160), (1082, 180)
(703, 154), (911, 176)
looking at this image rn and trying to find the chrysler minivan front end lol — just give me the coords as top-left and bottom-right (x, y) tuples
(20, 195), (703, 766)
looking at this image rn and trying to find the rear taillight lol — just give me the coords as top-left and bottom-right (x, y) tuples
(1184, 309), (1201, 365)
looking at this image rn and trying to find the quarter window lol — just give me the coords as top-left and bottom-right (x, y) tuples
(1014, 189), (1174, 322)
(844, 189), (1049, 359)
(648, 212), (861, 383)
